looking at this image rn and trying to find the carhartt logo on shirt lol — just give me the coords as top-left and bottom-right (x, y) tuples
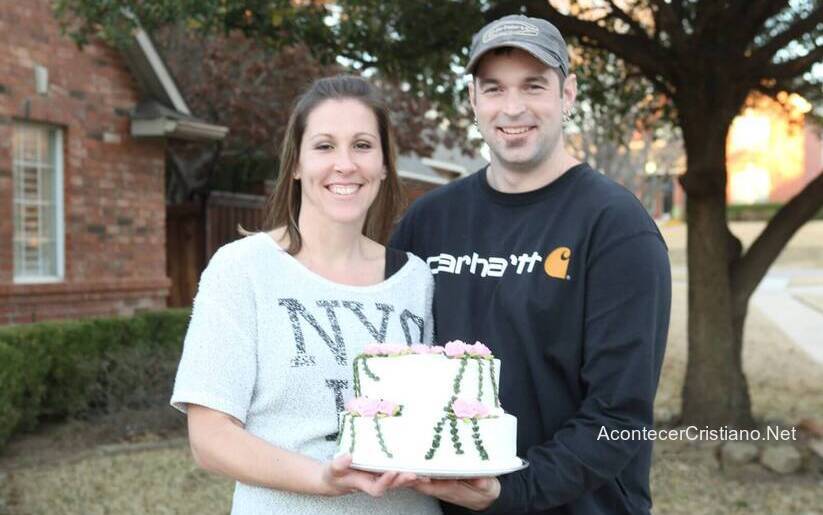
(544, 247), (571, 280)
(426, 247), (572, 280)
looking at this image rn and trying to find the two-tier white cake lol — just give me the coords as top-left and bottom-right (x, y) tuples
(337, 341), (521, 475)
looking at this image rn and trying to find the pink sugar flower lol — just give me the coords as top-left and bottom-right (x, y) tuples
(345, 397), (366, 413)
(468, 342), (492, 357)
(444, 340), (468, 358)
(359, 401), (380, 417)
(475, 402), (490, 418)
(381, 343), (407, 356)
(410, 344), (430, 354)
(429, 346), (446, 354)
(452, 398), (491, 419)
(452, 398), (479, 418)
(345, 397), (380, 417)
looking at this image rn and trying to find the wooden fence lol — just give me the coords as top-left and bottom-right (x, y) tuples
(166, 191), (267, 307)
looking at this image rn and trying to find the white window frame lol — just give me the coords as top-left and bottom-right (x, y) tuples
(12, 123), (65, 284)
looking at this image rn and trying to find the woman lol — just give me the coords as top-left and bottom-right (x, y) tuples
(170, 76), (441, 514)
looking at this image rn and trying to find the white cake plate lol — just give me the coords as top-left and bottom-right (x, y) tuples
(350, 458), (528, 479)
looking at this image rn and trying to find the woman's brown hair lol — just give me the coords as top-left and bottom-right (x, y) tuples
(264, 75), (404, 255)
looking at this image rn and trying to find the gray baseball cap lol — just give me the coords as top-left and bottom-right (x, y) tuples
(467, 15), (570, 77)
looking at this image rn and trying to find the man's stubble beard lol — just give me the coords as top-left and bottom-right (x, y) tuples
(486, 125), (563, 174)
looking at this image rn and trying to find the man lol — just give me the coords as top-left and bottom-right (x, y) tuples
(391, 15), (671, 515)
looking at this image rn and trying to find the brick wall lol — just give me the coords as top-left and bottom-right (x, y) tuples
(0, 0), (169, 324)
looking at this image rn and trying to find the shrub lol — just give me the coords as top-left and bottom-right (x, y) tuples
(0, 341), (26, 443)
(0, 309), (191, 449)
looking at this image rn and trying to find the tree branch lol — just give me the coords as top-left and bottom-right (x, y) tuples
(748, 5), (823, 69)
(604, 0), (651, 38)
(668, 0), (691, 27)
(763, 45), (823, 79)
(732, 0), (793, 53)
(514, 0), (677, 94)
(483, 0), (531, 23)
(694, 0), (733, 38)
(482, 0), (677, 95)
(649, 0), (688, 48)
(731, 170), (823, 301)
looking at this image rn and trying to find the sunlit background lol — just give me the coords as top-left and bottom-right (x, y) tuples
(728, 93), (816, 205)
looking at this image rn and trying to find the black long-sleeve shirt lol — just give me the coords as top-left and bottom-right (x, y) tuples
(390, 163), (671, 515)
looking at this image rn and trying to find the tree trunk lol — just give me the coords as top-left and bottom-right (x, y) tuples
(679, 116), (755, 428)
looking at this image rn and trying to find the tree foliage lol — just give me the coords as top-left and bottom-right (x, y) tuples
(53, 0), (823, 116)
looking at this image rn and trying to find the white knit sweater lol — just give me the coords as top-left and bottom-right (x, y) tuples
(171, 232), (441, 514)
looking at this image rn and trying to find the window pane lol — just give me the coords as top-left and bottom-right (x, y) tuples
(41, 165), (54, 201)
(24, 239), (39, 272)
(21, 166), (38, 201)
(13, 202), (22, 237)
(23, 204), (39, 227)
(41, 203), (55, 247)
(13, 241), (24, 277)
(37, 127), (49, 163)
(41, 239), (56, 276)
(16, 128), (30, 162)
(12, 124), (62, 280)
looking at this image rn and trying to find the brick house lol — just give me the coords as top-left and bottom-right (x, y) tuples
(0, 1), (226, 324)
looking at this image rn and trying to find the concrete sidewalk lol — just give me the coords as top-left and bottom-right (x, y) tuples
(751, 268), (823, 364)
(670, 265), (823, 364)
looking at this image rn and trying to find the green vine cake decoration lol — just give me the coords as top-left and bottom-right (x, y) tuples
(338, 397), (403, 458)
(424, 340), (499, 461)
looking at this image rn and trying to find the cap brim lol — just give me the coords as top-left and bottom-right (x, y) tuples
(467, 41), (564, 76)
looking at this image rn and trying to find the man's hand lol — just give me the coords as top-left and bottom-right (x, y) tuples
(413, 476), (501, 511)
(319, 453), (419, 497)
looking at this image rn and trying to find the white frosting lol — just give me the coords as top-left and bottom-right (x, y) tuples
(359, 354), (501, 411)
(340, 412), (519, 471)
(338, 353), (519, 471)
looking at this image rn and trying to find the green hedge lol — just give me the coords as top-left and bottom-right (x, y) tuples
(0, 309), (191, 449)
